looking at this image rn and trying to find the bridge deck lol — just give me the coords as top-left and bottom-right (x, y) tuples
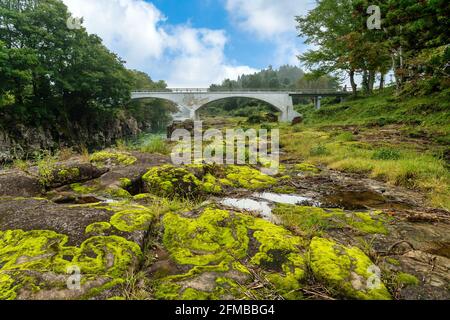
(131, 88), (351, 96)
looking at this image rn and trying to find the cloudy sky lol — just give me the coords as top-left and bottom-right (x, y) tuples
(63, 0), (315, 87)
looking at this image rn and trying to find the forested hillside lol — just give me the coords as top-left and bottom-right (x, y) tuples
(0, 0), (169, 162)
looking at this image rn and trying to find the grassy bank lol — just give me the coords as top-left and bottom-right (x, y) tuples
(281, 89), (450, 210)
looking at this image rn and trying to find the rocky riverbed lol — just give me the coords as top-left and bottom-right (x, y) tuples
(0, 149), (449, 300)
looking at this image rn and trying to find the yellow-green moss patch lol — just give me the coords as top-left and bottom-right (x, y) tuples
(90, 151), (137, 167)
(0, 229), (143, 299)
(294, 163), (320, 174)
(154, 207), (306, 300)
(110, 209), (154, 232)
(396, 272), (419, 286)
(309, 237), (391, 300)
(273, 204), (388, 236)
(85, 222), (112, 235)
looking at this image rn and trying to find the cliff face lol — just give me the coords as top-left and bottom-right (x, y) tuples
(0, 116), (150, 163)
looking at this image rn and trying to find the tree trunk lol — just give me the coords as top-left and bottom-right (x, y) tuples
(368, 70), (376, 93)
(362, 70), (369, 93)
(349, 70), (357, 96)
(379, 73), (385, 90)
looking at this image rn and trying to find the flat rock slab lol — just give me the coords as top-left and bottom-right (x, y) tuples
(0, 170), (42, 197)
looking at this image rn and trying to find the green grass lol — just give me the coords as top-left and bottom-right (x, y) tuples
(140, 136), (170, 155)
(295, 87), (450, 141)
(281, 89), (450, 211)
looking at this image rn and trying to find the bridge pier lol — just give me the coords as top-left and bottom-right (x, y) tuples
(190, 107), (201, 121)
(313, 96), (322, 110)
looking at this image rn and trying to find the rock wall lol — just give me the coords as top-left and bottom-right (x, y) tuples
(0, 116), (149, 163)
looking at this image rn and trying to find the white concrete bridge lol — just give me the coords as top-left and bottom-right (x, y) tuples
(131, 88), (349, 122)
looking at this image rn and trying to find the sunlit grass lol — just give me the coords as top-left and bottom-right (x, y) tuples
(280, 126), (450, 211)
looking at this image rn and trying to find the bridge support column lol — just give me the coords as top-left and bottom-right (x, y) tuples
(314, 96), (322, 110)
(190, 107), (201, 121)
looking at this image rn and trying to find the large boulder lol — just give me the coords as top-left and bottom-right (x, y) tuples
(0, 170), (42, 197)
(0, 197), (155, 300)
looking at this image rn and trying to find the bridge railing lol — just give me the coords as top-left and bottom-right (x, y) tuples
(131, 88), (349, 94)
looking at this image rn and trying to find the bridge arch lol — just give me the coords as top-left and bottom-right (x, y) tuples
(130, 91), (301, 122)
(195, 95), (284, 121)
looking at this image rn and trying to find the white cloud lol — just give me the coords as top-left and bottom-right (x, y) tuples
(63, 0), (257, 87)
(225, 0), (312, 39)
(225, 0), (314, 68)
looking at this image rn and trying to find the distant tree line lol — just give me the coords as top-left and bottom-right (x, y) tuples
(296, 0), (449, 96)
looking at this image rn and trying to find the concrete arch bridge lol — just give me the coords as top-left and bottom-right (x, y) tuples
(131, 88), (350, 122)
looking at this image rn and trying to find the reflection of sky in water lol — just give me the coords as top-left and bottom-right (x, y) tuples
(221, 198), (272, 218)
(220, 193), (318, 223)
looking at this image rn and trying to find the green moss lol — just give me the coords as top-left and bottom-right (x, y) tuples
(133, 193), (154, 201)
(396, 272), (419, 286)
(57, 168), (80, 180)
(309, 237), (391, 300)
(85, 222), (112, 235)
(386, 257), (401, 266)
(143, 165), (203, 198)
(201, 173), (222, 194)
(142, 164), (277, 199)
(272, 186), (297, 194)
(225, 165), (277, 190)
(0, 229), (142, 299)
(154, 207), (306, 300)
(105, 187), (132, 199)
(273, 204), (388, 236)
(71, 183), (96, 194)
(72, 236), (142, 278)
(0, 273), (18, 300)
(110, 209), (154, 232)
(294, 163), (320, 174)
(90, 151), (137, 167)
(119, 178), (132, 189)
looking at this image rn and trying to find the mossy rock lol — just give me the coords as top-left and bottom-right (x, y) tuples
(152, 207), (306, 300)
(110, 209), (154, 232)
(309, 237), (391, 300)
(85, 222), (112, 235)
(90, 151), (137, 167)
(142, 164), (276, 199)
(0, 229), (142, 300)
(273, 204), (388, 236)
(294, 163), (320, 174)
(39, 162), (108, 189)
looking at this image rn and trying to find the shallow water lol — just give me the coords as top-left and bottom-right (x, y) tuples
(253, 192), (316, 206)
(220, 192), (318, 223)
(220, 198), (273, 219)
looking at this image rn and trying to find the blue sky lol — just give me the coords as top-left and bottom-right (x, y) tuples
(63, 0), (315, 87)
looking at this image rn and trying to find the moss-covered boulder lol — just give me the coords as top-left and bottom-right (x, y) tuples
(151, 207), (307, 300)
(273, 204), (388, 236)
(142, 164), (277, 199)
(0, 197), (154, 300)
(0, 229), (142, 300)
(309, 237), (391, 300)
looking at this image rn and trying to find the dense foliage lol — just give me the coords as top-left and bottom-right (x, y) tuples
(296, 0), (449, 95)
(0, 0), (170, 135)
